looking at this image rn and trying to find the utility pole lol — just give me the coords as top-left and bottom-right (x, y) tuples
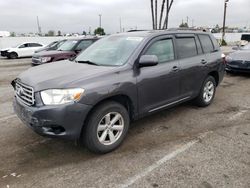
(36, 16), (42, 35)
(99, 14), (102, 28)
(222, 0), (229, 43)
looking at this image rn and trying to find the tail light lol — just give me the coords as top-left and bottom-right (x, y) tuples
(221, 53), (226, 64)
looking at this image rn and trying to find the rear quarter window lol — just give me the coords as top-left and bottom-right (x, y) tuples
(176, 37), (197, 59)
(198, 35), (214, 53)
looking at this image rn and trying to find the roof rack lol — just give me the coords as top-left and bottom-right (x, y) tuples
(167, 28), (208, 32)
(127, 30), (149, 32)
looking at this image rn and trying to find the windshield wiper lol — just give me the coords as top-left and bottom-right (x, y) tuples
(75, 60), (99, 66)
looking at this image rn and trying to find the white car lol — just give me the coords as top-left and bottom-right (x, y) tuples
(0, 42), (44, 59)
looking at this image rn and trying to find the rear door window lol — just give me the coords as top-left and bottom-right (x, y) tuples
(145, 39), (175, 63)
(198, 35), (214, 53)
(29, 43), (43, 47)
(176, 37), (197, 59)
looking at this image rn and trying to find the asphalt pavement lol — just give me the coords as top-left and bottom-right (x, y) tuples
(0, 55), (249, 188)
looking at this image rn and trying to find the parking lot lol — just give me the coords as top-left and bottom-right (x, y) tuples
(0, 56), (249, 188)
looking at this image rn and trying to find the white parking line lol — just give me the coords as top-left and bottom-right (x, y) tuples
(119, 132), (211, 188)
(0, 114), (16, 122)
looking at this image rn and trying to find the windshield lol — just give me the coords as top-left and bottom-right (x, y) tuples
(57, 40), (77, 51)
(75, 35), (144, 66)
(242, 43), (250, 50)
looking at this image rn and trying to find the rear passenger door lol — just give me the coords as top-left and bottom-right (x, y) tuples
(175, 34), (207, 98)
(17, 43), (30, 57)
(137, 35), (180, 114)
(28, 43), (43, 56)
(198, 34), (221, 77)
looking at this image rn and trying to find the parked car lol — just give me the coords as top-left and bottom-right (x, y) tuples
(31, 37), (98, 66)
(34, 40), (66, 53)
(12, 31), (225, 154)
(226, 43), (250, 73)
(1, 42), (44, 59)
(240, 34), (250, 46)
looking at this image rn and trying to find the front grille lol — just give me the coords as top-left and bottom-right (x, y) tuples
(15, 80), (35, 106)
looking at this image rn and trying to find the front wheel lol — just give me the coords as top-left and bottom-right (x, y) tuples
(8, 52), (18, 59)
(82, 101), (130, 154)
(195, 76), (216, 107)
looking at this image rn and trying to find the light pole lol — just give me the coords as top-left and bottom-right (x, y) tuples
(99, 14), (102, 28)
(222, 0), (229, 44)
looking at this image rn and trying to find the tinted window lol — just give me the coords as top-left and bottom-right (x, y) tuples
(29, 43), (42, 47)
(241, 34), (250, 42)
(145, 39), (174, 63)
(176, 37), (197, 58)
(19, 43), (29, 48)
(198, 35), (214, 53)
(195, 37), (203, 54)
(75, 40), (93, 51)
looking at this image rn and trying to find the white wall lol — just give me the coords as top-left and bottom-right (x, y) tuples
(0, 36), (85, 49)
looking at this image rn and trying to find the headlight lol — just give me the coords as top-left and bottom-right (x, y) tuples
(40, 57), (52, 63)
(40, 88), (84, 105)
(225, 56), (233, 62)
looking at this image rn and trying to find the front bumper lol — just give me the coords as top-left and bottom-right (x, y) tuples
(226, 64), (250, 73)
(13, 97), (92, 140)
(1, 50), (8, 57)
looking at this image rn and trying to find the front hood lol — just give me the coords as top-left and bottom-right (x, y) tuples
(17, 60), (117, 91)
(0, 48), (9, 51)
(230, 51), (250, 61)
(33, 50), (74, 57)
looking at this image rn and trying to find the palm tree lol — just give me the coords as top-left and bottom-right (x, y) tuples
(159, 0), (166, 29)
(155, 0), (157, 30)
(162, 0), (174, 29)
(151, 0), (174, 30)
(150, 0), (155, 29)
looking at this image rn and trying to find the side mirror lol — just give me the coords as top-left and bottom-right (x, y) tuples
(139, 55), (158, 67)
(75, 49), (81, 54)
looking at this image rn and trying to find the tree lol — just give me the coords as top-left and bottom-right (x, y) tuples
(162, 0), (174, 29)
(10, 32), (16, 37)
(47, 30), (55, 36)
(159, 0), (166, 29)
(179, 22), (189, 28)
(150, 0), (174, 30)
(150, 0), (155, 29)
(94, 27), (105, 35)
(57, 30), (62, 36)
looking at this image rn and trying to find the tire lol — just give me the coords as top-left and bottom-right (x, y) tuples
(195, 76), (216, 107)
(82, 101), (130, 154)
(8, 52), (18, 59)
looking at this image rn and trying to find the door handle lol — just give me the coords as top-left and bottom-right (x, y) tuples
(201, 59), (207, 64)
(172, 66), (180, 72)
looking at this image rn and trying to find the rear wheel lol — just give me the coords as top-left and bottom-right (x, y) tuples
(82, 101), (130, 154)
(8, 52), (18, 59)
(195, 76), (216, 107)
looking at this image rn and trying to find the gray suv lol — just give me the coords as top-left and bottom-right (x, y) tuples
(12, 30), (225, 154)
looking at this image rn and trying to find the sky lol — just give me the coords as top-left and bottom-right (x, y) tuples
(0, 0), (249, 34)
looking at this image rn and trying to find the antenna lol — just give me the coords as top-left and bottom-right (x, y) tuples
(37, 16), (42, 35)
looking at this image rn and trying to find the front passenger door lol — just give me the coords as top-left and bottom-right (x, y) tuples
(137, 36), (180, 115)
